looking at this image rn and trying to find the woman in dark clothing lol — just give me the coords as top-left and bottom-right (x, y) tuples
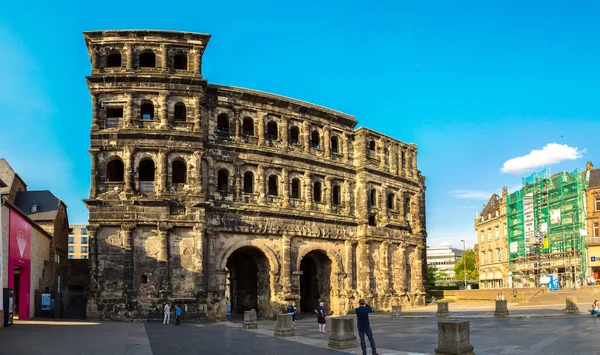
(315, 302), (326, 333)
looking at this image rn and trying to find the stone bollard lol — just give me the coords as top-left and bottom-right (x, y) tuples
(437, 301), (450, 317)
(391, 305), (402, 317)
(274, 314), (295, 336)
(328, 316), (358, 349)
(243, 310), (258, 329)
(494, 300), (509, 317)
(564, 297), (580, 314)
(434, 320), (475, 355)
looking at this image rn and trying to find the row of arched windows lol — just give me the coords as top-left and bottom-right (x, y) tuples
(216, 114), (341, 153)
(105, 158), (187, 184)
(368, 186), (411, 216)
(101, 49), (188, 70)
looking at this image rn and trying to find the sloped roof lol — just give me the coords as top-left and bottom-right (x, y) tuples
(13, 190), (61, 221)
(480, 194), (500, 217)
(590, 169), (600, 189)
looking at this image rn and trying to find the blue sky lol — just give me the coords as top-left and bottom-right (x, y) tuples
(1, 1), (599, 248)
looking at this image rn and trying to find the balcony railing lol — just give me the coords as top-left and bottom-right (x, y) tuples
(139, 181), (154, 193)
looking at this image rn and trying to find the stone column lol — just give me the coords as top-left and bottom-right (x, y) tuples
(494, 300), (509, 317)
(412, 245), (425, 293)
(282, 168), (290, 208)
(192, 151), (202, 195)
(379, 139), (386, 170)
(343, 180), (351, 216)
(234, 110), (241, 143)
(160, 44), (168, 71)
(257, 114), (265, 146)
(324, 177), (331, 213)
(396, 243), (407, 294)
(328, 317), (357, 349)
(206, 158), (215, 199)
(121, 224), (135, 293)
(281, 234), (292, 294)
(234, 164), (241, 201)
(390, 144), (398, 175)
(193, 46), (203, 75)
(381, 184), (388, 216)
(158, 150), (167, 195)
(274, 314), (295, 336)
(356, 237), (371, 297)
(90, 152), (98, 198)
(436, 302), (450, 317)
(159, 93), (169, 129)
(344, 240), (354, 291)
(380, 241), (391, 293)
(125, 93), (134, 128)
(323, 126), (330, 158)
(304, 171), (312, 211)
(194, 96), (202, 132)
(281, 116), (289, 151)
(87, 225), (100, 293)
(342, 133), (350, 163)
(123, 146), (133, 193)
(192, 225), (204, 274)
(257, 165), (265, 204)
(302, 122), (310, 153)
(406, 151), (413, 179)
(399, 147), (406, 177)
(126, 43), (134, 71)
(412, 149), (418, 177)
(157, 225), (172, 293)
(91, 93), (99, 130)
(90, 45), (98, 71)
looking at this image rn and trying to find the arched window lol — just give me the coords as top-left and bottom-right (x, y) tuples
(369, 188), (377, 207)
(332, 185), (341, 206)
(174, 54), (188, 70)
(311, 130), (320, 149)
(106, 52), (122, 67)
(313, 181), (322, 203)
(140, 101), (154, 120)
(244, 172), (254, 193)
(139, 51), (156, 68)
(174, 103), (186, 121)
(172, 160), (187, 184)
(387, 192), (395, 210)
(368, 215), (376, 226)
(291, 179), (300, 198)
(139, 159), (155, 181)
(404, 196), (411, 219)
(217, 114), (230, 133)
(242, 117), (254, 136)
(266, 121), (278, 140)
(331, 136), (339, 154)
(268, 175), (278, 196)
(369, 140), (376, 154)
(217, 169), (229, 192)
(106, 159), (124, 182)
(290, 126), (300, 144)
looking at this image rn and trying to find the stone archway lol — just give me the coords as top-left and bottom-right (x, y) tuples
(225, 246), (271, 315)
(299, 250), (332, 314)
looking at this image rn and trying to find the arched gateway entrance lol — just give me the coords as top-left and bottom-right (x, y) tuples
(225, 247), (271, 314)
(299, 250), (332, 313)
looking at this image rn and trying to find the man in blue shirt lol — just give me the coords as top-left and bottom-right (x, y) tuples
(175, 305), (182, 326)
(355, 299), (378, 355)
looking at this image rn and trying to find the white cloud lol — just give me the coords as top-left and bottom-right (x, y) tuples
(449, 189), (494, 199)
(501, 143), (585, 174)
(437, 241), (452, 247)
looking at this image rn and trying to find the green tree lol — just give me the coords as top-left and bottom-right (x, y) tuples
(427, 266), (437, 288)
(436, 270), (449, 280)
(454, 250), (479, 281)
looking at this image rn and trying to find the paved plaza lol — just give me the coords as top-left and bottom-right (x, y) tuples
(2, 307), (600, 355)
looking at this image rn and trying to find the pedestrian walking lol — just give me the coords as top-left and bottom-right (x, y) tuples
(163, 302), (171, 324)
(175, 304), (182, 326)
(315, 302), (327, 333)
(286, 302), (297, 329)
(355, 299), (378, 355)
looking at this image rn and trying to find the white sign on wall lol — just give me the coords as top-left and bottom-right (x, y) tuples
(510, 241), (519, 254)
(523, 193), (534, 253)
(550, 209), (561, 224)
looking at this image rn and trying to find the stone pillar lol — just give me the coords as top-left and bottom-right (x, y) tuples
(323, 126), (330, 158)
(192, 225), (203, 274)
(494, 300), (509, 317)
(343, 180), (351, 216)
(344, 240), (354, 291)
(398, 191), (406, 222)
(328, 316), (357, 349)
(192, 151), (202, 195)
(281, 116), (289, 150)
(193, 46), (203, 75)
(160, 44), (168, 71)
(379, 139), (386, 170)
(394, 243), (407, 295)
(243, 310), (258, 329)
(434, 320), (475, 355)
(391, 305), (402, 316)
(125, 93), (134, 128)
(380, 241), (391, 293)
(90, 152), (98, 198)
(413, 245), (425, 294)
(234, 165), (241, 201)
(257, 165), (265, 204)
(234, 111), (241, 143)
(281, 234), (292, 294)
(158, 225), (172, 293)
(356, 237), (371, 297)
(342, 133), (350, 163)
(121, 224), (135, 293)
(436, 302), (450, 317)
(412, 148), (418, 177)
(304, 171), (312, 210)
(282, 168), (290, 208)
(564, 297), (580, 314)
(406, 150), (413, 179)
(159, 93), (168, 129)
(324, 177), (331, 213)
(87, 225), (100, 293)
(390, 144), (398, 175)
(399, 148), (406, 177)
(123, 146), (133, 193)
(302, 121), (310, 153)
(194, 96), (202, 132)
(274, 314), (295, 336)
(206, 158), (215, 198)
(158, 151), (167, 195)
(91, 93), (99, 130)
(90, 45), (98, 71)
(126, 43), (134, 71)
(257, 114), (265, 146)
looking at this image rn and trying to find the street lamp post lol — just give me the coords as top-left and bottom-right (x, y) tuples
(460, 239), (467, 290)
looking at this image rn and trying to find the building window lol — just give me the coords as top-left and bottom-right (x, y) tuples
(30, 203), (38, 213)
(369, 189), (377, 207)
(68, 237), (74, 244)
(311, 130), (320, 149)
(216, 114), (230, 134)
(68, 255), (74, 260)
(387, 193), (395, 210)
(106, 51), (122, 67)
(487, 229), (492, 241)
(81, 237), (88, 244)
(596, 197), (600, 211)
(488, 250), (492, 263)
(243, 172), (254, 194)
(595, 222), (599, 238)
(82, 255), (88, 259)
(290, 126), (300, 144)
(217, 169), (229, 192)
(139, 51), (156, 68)
(242, 117), (254, 136)
(497, 248), (501, 262)
(106, 107), (123, 128)
(480, 231), (485, 243)
(495, 226), (500, 239)
(107, 159), (125, 182)
(266, 121), (278, 140)
(69, 228), (74, 235)
(173, 54), (188, 70)
(68, 246), (74, 253)
(369, 140), (376, 155)
(291, 179), (300, 199)
(481, 252), (485, 264)
(368, 214), (376, 226)
(332, 185), (341, 206)
(139, 159), (156, 182)
(174, 103), (186, 121)
(140, 101), (154, 120)
(81, 228), (88, 235)
(313, 182), (322, 203)
(81, 246), (88, 253)
(268, 175), (278, 196)
(172, 160), (187, 184)
(330, 136), (339, 154)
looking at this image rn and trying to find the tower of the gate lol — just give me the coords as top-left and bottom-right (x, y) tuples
(83, 30), (427, 321)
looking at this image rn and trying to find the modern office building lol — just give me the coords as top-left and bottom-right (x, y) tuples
(68, 225), (89, 259)
(426, 247), (464, 279)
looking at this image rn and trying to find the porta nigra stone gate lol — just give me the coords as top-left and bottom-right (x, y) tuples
(83, 30), (427, 320)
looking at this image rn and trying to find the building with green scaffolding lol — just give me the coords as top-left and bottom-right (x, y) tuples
(507, 168), (588, 289)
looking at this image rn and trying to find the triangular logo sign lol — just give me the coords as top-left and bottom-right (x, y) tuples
(16, 229), (27, 258)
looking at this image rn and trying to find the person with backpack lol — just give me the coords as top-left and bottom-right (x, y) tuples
(286, 302), (297, 328)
